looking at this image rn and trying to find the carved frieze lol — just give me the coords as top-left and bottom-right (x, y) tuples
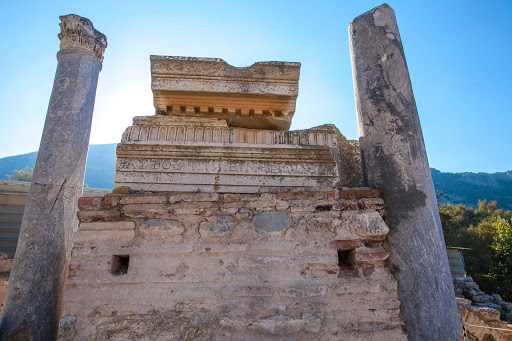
(115, 116), (341, 193)
(151, 56), (300, 130)
(121, 116), (337, 148)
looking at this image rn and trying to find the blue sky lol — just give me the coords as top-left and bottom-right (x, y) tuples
(0, 0), (511, 173)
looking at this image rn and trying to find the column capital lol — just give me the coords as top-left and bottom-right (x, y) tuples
(58, 14), (107, 64)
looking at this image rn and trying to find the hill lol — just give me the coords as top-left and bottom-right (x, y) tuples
(2, 145), (511, 209)
(0, 144), (117, 189)
(432, 168), (512, 210)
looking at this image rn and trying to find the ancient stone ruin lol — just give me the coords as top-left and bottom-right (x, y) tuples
(2, 4), (473, 341)
(57, 52), (411, 340)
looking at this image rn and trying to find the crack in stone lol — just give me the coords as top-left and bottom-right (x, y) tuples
(49, 179), (67, 214)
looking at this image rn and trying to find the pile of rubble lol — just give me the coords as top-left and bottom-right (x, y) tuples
(454, 277), (512, 323)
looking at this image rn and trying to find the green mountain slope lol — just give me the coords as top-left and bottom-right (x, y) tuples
(0, 144), (117, 189)
(432, 168), (512, 210)
(2, 145), (511, 209)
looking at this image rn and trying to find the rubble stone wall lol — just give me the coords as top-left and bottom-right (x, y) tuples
(0, 254), (12, 312)
(59, 189), (407, 340)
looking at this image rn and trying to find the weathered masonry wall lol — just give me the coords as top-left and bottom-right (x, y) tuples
(59, 189), (407, 340)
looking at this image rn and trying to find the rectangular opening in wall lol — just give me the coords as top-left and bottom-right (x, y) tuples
(111, 255), (129, 275)
(338, 250), (354, 269)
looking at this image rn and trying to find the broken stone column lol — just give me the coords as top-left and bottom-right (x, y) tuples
(0, 15), (106, 340)
(349, 4), (460, 340)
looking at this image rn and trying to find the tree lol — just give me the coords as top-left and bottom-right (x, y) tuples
(439, 200), (512, 301)
(489, 216), (512, 300)
(5, 166), (33, 182)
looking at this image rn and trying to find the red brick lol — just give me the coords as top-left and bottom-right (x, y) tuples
(77, 210), (120, 222)
(328, 240), (360, 251)
(120, 195), (167, 205)
(77, 197), (103, 210)
(327, 191), (336, 200)
(104, 196), (119, 206)
(338, 189), (381, 199)
(355, 251), (390, 263)
(333, 203), (358, 211)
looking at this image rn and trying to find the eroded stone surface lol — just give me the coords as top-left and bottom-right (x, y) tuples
(114, 115), (362, 193)
(252, 212), (292, 232)
(0, 14), (106, 340)
(59, 189), (407, 340)
(151, 56), (300, 130)
(350, 4), (459, 339)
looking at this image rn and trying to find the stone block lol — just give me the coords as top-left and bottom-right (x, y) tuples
(334, 212), (389, 240)
(199, 216), (235, 237)
(483, 302), (503, 311)
(359, 203), (386, 210)
(355, 251), (390, 263)
(469, 306), (501, 321)
(195, 243), (248, 253)
(276, 192), (316, 200)
(112, 186), (131, 194)
(290, 206), (315, 213)
(492, 294), (504, 303)
(0, 259), (13, 275)
(79, 221), (135, 231)
(500, 302), (512, 311)
(120, 195), (167, 205)
(338, 189), (380, 199)
(73, 230), (135, 244)
(223, 194), (241, 202)
(472, 294), (492, 303)
(220, 286), (274, 297)
(168, 193), (219, 203)
(139, 219), (185, 237)
(171, 208), (204, 215)
(277, 285), (329, 298)
(333, 203), (358, 211)
(252, 212), (292, 232)
(328, 240), (360, 251)
(150, 56), (300, 130)
(501, 312), (512, 322)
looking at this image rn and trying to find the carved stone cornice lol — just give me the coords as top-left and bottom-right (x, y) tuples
(58, 14), (107, 64)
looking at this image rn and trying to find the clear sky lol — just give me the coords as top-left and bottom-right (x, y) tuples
(0, 0), (511, 173)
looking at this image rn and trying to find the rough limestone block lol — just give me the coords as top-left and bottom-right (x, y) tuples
(199, 216), (235, 237)
(334, 212), (389, 240)
(79, 221), (135, 231)
(252, 212), (292, 232)
(139, 219), (185, 237)
(73, 230), (135, 244)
